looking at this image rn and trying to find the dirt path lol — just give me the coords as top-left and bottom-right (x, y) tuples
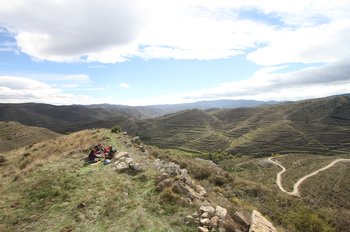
(268, 157), (350, 197)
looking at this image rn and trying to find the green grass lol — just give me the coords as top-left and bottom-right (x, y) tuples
(0, 130), (197, 232)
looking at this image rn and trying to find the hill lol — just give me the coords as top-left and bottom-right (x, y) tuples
(0, 121), (60, 152)
(147, 99), (279, 114)
(0, 99), (277, 134)
(0, 128), (280, 232)
(136, 96), (350, 155)
(0, 103), (144, 134)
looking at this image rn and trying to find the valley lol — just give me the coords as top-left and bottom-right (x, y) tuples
(0, 95), (350, 231)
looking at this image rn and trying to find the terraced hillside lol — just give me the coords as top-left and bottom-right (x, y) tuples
(0, 121), (60, 152)
(137, 109), (231, 153)
(136, 96), (350, 155)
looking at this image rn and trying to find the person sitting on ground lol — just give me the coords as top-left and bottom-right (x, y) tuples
(94, 143), (103, 154)
(104, 146), (117, 165)
(103, 145), (111, 156)
(86, 146), (103, 164)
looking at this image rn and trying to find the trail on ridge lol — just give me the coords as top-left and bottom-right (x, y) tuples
(268, 157), (350, 197)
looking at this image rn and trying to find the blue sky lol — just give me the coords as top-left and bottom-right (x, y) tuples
(0, 0), (350, 105)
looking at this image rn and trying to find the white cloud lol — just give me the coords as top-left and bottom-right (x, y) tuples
(0, 0), (349, 63)
(123, 59), (350, 105)
(247, 19), (350, 65)
(0, 76), (105, 105)
(120, 82), (130, 89)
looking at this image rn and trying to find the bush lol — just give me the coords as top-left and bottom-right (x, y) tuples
(111, 125), (121, 133)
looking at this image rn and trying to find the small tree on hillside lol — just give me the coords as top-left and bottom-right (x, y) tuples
(111, 125), (121, 133)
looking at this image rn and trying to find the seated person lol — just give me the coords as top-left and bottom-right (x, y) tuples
(86, 146), (103, 163)
(104, 146), (117, 165)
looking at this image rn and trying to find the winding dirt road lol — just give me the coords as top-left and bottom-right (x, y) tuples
(268, 157), (350, 197)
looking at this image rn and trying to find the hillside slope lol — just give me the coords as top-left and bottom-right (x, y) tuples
(0, 129), (262, 232)
(1, 128), (346, 231)
(0, 103), (142, 133)
(0, 121), (60, 152)
(136, 96), (350, 155)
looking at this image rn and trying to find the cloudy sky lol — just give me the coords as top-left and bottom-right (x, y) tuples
(0, 0), (350, 105)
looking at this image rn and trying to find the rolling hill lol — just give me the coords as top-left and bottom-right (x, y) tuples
(136, 96), (350, 155)
(0, 121), (60, 152)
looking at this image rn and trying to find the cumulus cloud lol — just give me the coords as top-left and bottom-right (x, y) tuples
(0, 76), (103, 104)
(124, 59), (350, 105)
(0, 0), (349, 63)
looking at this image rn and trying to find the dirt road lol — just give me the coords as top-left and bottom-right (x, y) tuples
(268, 157), (350, 197)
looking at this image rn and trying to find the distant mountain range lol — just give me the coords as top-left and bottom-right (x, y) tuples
(1, 95), (350, 155)
(0, 99), (278, 133)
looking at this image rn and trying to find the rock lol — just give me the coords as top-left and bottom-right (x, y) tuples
(115, 151), (129, 160)
(200, 218), (211, 226)
(233, 211), (251, 229)
(156, 179), (173, 191)
(160, 162), (181, 176)
(131, 136), (141, 144)
(201, 212), (209, 218)
(249, 210), (276, 232)
(123, 131), (128, 135)
(185, 215), (194, 224)
(115, 162), (129, 172)
(125, 157), (134, 164)
(198, 227), (209, 232)
(143, 150), (149, 156)
(210, 216), (220, 228)
(172, 182), (205, 201)
(129, 162), (143, 174)
(199, 206), (215, 216)
(139, 145), (145, 152)
(195, 185), (207, 196)
(215, 206), (227, 219)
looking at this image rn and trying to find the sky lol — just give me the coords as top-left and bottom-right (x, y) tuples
(0, 0), (350, 106)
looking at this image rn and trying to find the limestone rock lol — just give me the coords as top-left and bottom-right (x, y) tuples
(115, 151), (129, 160)
(210, 216), (220, 228)
(200, 218), (211, 226)
(139, 145), (145, 152)
(131, 136), (141, 144)
(115, 162), (129, 171)
(156, 179), (173, 192)
(160, 162), (181, 176)
(215, 206), (227, 219)
(249, 210), (276, 232)
(195, 184), (207, 196)
(198, 227), (209, 232)
(233, 211), (251, 229)
(172, 181), (204, 201)
(199, 206), (215, 216)
(129, 162), (143, 174)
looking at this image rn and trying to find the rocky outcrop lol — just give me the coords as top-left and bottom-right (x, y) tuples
(154, 159), (206, 202)
(113, 151), (143, 174)
(233, 211), (251, 231)
(190, 205), (235, 232)
(249, 210), (276, 232)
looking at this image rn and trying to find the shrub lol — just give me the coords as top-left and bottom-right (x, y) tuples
(111, 125), (121, 133)
(160, 187), (181, 204)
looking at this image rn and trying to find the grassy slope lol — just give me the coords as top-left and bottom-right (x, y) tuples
(0, 129), (196, 232)
(0, 121), (61, 153)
